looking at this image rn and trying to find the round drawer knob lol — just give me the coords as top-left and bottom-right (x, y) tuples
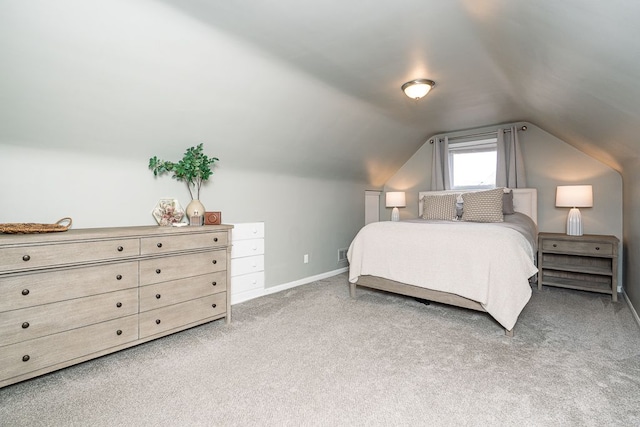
(156, 269), (161, 274)
(22, 355), (30, 362)
(116, 302), (122, 308)
(21, 289), (30, 296)
(157, 243), (163, 248)
(213, 237), (218, 242)
(22, 322), (30, 329)
(211, 303), (217, 308)
(22, 255), (31, 262)
(116, 330), (122, 336)
(212, 281), (217, 286)
(595, 247), (600, 250)
(212, 260), (217, 264)
(117, 246), (124, 252)
(552, 244), (557, 248)
(155, 294), (161, 299)
(116, 274), (123, 280)
(155, 319), (161, 325)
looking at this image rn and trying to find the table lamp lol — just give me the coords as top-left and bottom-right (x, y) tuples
(555, 185), (593, 236)
(386, 191), (406, 222)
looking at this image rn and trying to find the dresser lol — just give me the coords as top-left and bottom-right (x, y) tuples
(0, 224), (232, 388)
(537, 232), (619, 301)
(230, 222), (265, 304)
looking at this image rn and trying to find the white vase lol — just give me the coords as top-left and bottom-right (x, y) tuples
(186, 199), (205, 220)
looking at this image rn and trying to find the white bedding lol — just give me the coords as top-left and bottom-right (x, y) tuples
(347, 219), (538, 331)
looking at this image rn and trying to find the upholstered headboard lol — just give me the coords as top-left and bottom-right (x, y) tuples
(418, 188), (538, 225)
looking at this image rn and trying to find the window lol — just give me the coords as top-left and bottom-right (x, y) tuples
(448, 137), (497, 190)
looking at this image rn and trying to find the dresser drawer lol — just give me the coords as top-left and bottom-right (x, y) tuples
(0, 288), (138, 346)
(140, 271), (227, 312)
(0, 315), (138, 381)
(542, 240), (613, 256)
(0, 262), (138, 312)
(139, 250), (226, 285)
(139, 293), (226, 338)
(0, 239), (140, 273)
(140, 231), (228, 255)
(231, 222), (264, 241)
(231, 238), (265, 258)
(231, 255), (264, 277)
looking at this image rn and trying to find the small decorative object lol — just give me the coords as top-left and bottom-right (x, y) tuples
(152, 199), (185, 226)
(189, 210), (203, 226)
(205, 211), (221, 225)
(0, 218), (72, 234)
(149, 144), (219, 221)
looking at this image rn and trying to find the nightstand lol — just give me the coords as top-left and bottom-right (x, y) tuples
(537, 233), (619, 301)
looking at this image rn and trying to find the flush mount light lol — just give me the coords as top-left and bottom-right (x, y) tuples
(401, 79), (435, 100)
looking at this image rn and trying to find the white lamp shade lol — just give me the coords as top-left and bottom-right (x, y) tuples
(556, 185), (593, 208)
(385, 192), (406, 208)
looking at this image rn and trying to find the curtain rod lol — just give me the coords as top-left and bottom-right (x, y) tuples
(429, 125), (527, 144)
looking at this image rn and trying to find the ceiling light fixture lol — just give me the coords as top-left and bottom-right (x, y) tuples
(401, 79), (435, 100)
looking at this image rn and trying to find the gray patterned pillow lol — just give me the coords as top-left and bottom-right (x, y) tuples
(461, 188), (504, 222)
(422, 194), (458, 220)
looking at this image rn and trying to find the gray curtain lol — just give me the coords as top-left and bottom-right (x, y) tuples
(496, 126), (527, 188)
(431, 136), (451, 190)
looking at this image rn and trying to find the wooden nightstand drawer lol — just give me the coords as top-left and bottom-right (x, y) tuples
(542, 239), (613, 256)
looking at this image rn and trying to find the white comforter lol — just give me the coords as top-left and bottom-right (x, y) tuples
(347, 221), (538, 331)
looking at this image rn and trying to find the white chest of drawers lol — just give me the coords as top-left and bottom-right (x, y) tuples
(230, 222), (265, 304)
(0, 224), (232, 388)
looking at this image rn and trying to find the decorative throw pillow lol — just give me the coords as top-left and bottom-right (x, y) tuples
(461, 188), (504, 222)
(503, 189), (515, 214)
(421, 194), (458, 220)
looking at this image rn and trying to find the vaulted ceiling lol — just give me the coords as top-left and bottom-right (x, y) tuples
(164, 0), (640, 173)
(2, 0), (639, 185)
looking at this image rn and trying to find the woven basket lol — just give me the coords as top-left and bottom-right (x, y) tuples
(0, 218), (72, 234)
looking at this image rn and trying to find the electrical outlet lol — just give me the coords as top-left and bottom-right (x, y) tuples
(304, 254), (309, 264)
(338, 248), (348, 263)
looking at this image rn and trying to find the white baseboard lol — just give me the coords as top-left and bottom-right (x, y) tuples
(231, 267), (348, 306)
(623, 289), (640, 329)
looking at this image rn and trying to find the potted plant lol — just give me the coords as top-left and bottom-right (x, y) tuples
(149, 143), (219, 222)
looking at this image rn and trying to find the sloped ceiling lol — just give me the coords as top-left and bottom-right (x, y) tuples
(2, 0), (639, 186)
(164, 0), (640, 173)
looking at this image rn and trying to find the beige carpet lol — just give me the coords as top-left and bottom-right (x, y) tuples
(1, 272), (639, 426)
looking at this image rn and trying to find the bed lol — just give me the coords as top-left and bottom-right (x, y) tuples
(347, 188), (538, 336)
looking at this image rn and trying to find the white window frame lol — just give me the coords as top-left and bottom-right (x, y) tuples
(448, 137), (497, 190)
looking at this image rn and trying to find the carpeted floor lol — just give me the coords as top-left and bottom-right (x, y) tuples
(1, 272), (639, 426)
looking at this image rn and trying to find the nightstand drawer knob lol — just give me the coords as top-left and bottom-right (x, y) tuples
(595, 247), (600, 250)
(157, 243), (163, 248)
(116, 302), (122, 308)
(117, 246), (124, 252)
(22, 355), (30, 362)
(22, 289), (30, 296)
(155, 319), (161, 325)
(212, 303), (217, 308)
(212, 281), (217, 286)
(116, 274), (123, 280)
(116, 330), (122, 336)
(212, 260), (217, 264)
(22, 255), (31, 262)
(156, 269), (161, 274)
(552, 244), (557, 248)
(213, 237), (218, 242)
(22, 322), (29, 329)
(156, 294), (161, 299)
